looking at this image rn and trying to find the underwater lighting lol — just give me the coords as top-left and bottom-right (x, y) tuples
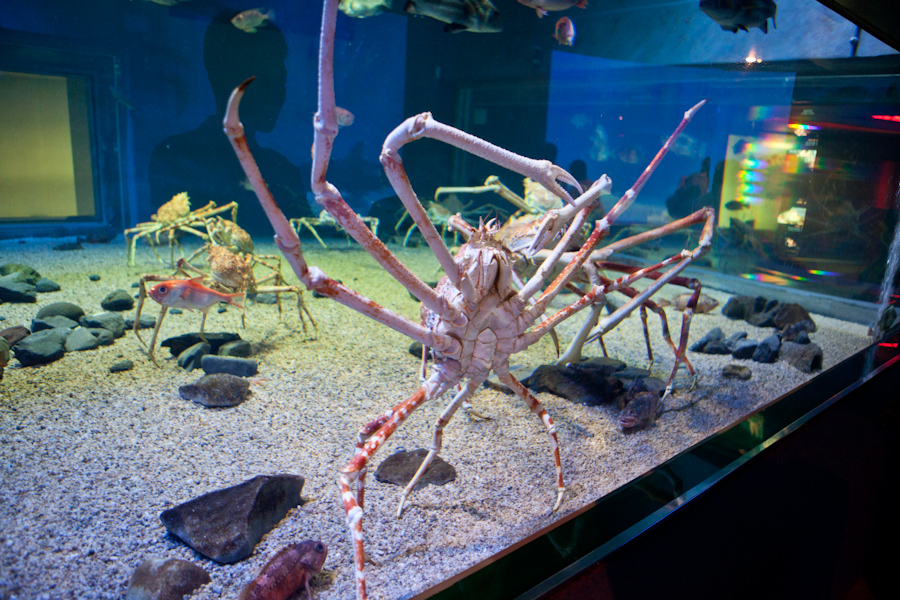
(808, 269), (842, 276)
(741, 183), (763, 195)
(738, 170), (763, 182)
(744, 52), (762, 64)
(788, 123), (820, 131)
(873, 115), (900, 122)
(741, 158), (768, 169)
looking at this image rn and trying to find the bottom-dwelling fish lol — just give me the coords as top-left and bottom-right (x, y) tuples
(658, 293), (720, 314)
(148, 277), (244, 313)
(618, 390), (663, 429)
(238, 540), (328, 600)
(553, 16), (575, 46)
(404, 0), (503, 33)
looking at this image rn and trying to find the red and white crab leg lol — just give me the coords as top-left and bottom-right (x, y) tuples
(497, 372), (566, 511)
(396, 377), (484, 517)
(339, 372), (454, 600)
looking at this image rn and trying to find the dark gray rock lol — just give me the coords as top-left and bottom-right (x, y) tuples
(101, 289), (135, 311)
(159, 474), (305, 564)
(36, 301), (85, 322)
(79, 312), (126, 338)
(35, 278), (61, 293)
(721, 296), (759, 320)
(751, 334), (781, 363)
(255, 293), (277, 304)
(731, 339), (759, 359)
(201, 355), (258, 377)
(702, 340), (732, 355)
(526, 358), (624, 406)
(0, 263), (41, 285)
(724, 331), (747, 351)
(125, 315), (157, 330)
(407, 341), (433, 360)
(13, 328), (71, 366)
(110, 359), (134, 373)
(217, 340), (252, 357)
(689, 327), (725, 353)
(0, 280), (37, 303)
(722, 363), (752, 380)
(179, 373), (251, 407)
(178, 342), (211, 370)
(52, 241), (83, 251)
(374, 448), (456, 490)
(781, 319), (817, 341)
(125, 557), (210, 600)
(87, 328), (115, 346)
(65, 327), (100, 352)
(31, 315), (78, 332)
(161, 332), (241, 356)
(780, 341), (823, 373)
(793, 330), (811, 344)
(747, 308), (778, 328)
(89, 274), (101, 281)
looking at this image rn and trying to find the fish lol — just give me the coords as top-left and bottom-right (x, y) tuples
(589, 124), (610, 162)
(238, 540), (328, 600)
(617, 145), (643, 164)
(404, 0), (503, 33)
(664, 131), (702, 157)
(335, 106), (355, 127)
(658, 293), (720, 313)
(618, 390), (662, 429)
(339, 0), (391, 18)
(148, 277), (244, 312)
(552, 17), (575, 46)
(516, 0), (587, 18)
(724, 199), (751, 211)
(699, 0), (777, 34)
(570, 113), (590, 130)
(231, 8), (275, 33)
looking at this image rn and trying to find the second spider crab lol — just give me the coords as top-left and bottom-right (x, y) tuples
(224, 2), (713, 598)
(291, 208), (379, 249)
(124, 192), (237, 266)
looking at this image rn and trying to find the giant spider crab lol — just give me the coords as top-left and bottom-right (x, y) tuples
(224, 2), (714, 597)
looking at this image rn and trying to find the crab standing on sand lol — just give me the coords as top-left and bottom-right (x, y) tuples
(291, 209), (379, 249)
(124, 192), (238, 266)
(224, 2), (714, 598)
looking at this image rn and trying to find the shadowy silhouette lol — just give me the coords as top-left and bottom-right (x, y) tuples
(149, 10), (312, 237)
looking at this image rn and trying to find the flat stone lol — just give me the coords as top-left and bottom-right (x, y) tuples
(179, 373), (251, 407)
(0, 263), (41, 285)
(774, 303), (816, 332)
(110, 359), (134, 373)
(255, 293), (277, 304)
(721, 295), (758, 320)
(731, 339), (759, 359)
(87, 328), (116, 346)
(159, 474), (305, 564)
(178, 342), (211, 370)
(689, 327), (725, 353)
(101, 289), (135, 311)
(0, 280), (37, 303)
(36, 302), (85, 322)
(1, 326), (31, 346)
(201, 355), (258, 377)
(125, 557), (210, 600)
(722, 363), (752, 380)
(125, 315), (157, 330)
(724, 331), (747, 351)
(217, 340), (252, 358)
(79, 312), (126, 338)
(65, 327), (100, 352)
(781, 319), (817, 341)
(13, 328), (71, 366)
(35, 278), (61, 293)
(161, 332), (241, 356)
(526, 360), (624, 406)
(780, 341), (823, 373)
(31, 315), (79, 332)
(374, 448), (456, 490)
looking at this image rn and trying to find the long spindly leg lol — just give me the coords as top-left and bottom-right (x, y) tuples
(145, 306), (167, 366)
(292, 218), (329, 249)
(397, 377), (483, 517)
(498, 372), (565, 512)
(339, 375), (453, 600)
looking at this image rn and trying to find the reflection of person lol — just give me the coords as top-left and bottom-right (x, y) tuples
(149, 10), (311, 237)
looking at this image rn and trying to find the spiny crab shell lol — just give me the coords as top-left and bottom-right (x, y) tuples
(207, 245), (253, 290)
(153, 192), (191, 224)
(523, 177), (565, 212)
(210, 218), (254, 255)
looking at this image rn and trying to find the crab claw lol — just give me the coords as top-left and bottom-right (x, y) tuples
(524, 210), (563, 257)
(534, 162), (582, 205)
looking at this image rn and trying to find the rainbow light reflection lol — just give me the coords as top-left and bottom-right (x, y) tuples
(788, 123), (821, 131)
(808, 269), (842, 276)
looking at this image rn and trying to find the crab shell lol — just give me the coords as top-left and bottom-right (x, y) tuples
(153, 192), (191, 224)
(207, 245), (253, 290)
(210, 219), (255, 254)
(523, 177), (564, 212)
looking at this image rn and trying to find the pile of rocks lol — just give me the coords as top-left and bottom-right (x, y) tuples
(0, 262), (61, 303)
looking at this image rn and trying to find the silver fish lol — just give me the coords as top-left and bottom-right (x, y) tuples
(231, 8), (275, 33)
(404, 0), (502, 33)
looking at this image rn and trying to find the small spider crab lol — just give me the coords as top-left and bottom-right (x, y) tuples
(395, 192), (507, 247)
(291, 208), (379, 249)
(124, 192), (238, 266)
(224, 2), (714, 598)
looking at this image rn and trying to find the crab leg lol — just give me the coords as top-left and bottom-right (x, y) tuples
(396, 377), (483, 517)
(339, 373), (454, 600)
(497, 372), (565, 512)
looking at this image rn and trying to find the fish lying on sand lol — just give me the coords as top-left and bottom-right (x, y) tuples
(658, 293), (720, 313)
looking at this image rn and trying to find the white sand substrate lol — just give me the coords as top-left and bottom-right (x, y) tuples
(0, 236), (871, 600)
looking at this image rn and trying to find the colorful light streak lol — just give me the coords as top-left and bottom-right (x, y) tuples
(873, 115), (900, 122)
(788, 123), (820, 131)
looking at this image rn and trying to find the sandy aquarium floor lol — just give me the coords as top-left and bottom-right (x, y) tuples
(0, 236), (871, 600)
